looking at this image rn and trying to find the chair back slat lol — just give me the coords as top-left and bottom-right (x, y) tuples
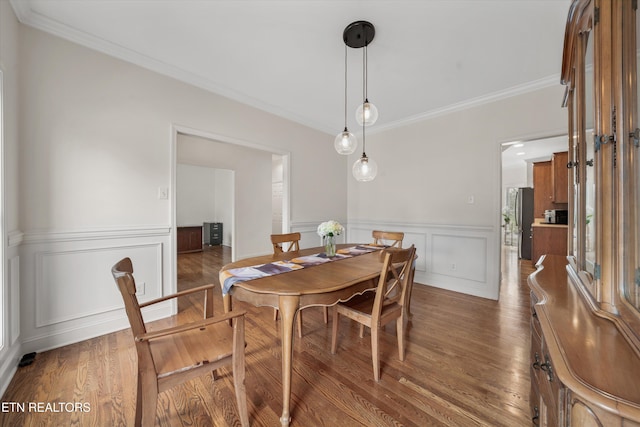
(372, 230), (404, 248)
(271, 232), (301, 254)
(372, 246), (415, 322)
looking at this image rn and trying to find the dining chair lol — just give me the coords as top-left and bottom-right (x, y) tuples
(373, 230), (415, 319)
(271, 232), (301, 254)
(372, 230), (404, 248)
(331, 245), (416, 382)
(111, 257), (249, 427)
(270, 233), (328, 338)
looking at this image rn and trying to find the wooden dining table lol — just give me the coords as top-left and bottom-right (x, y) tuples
(219, 244), (385, 427)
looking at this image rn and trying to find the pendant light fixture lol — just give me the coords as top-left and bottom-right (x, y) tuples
(355, 41), (378, 126)
(334, 45), (357, 154)
(351, 108), (378, 181)
(342, 20), (378, 182)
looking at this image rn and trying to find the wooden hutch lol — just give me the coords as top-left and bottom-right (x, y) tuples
(528, 0), (640, 425)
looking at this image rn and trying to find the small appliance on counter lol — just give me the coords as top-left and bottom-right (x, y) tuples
(544, 209), (568, 224)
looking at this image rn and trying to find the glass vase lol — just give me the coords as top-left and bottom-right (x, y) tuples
(324, 235), (336, 257)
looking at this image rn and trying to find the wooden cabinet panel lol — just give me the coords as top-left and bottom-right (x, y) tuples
(533, 161), (554, 219)
(177, 226), (203, 253)
(533, 159), (569, 220)
(552, 151), (568, 204)
(529, 256), (640, 426)
(531, 225), (567, 264)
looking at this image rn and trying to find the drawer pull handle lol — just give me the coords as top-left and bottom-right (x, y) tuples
(532, 352), (541, 370)
(532, 406), (540, 425)
(540, 355), (554, 382)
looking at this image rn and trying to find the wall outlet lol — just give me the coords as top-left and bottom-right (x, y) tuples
(451, 263), (457, 271)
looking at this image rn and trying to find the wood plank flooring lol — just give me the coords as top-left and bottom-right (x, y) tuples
(0, 245), (535, 426)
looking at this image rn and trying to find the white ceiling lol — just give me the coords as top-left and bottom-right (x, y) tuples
(502, 134), (568, 169)
(10, 0), (573, 135)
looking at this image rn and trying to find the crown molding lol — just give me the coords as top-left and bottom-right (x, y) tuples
(10, 0), (560, 136)
(368, 74), (561, 135)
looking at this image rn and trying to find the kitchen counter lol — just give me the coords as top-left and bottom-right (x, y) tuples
(532, 218), (569, 229)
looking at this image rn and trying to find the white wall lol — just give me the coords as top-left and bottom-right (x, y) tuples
(176, 163), (234, 246)
(0, 0), (24, 394)
(13, 24), (347, 361)
(213, 168), (233, 246)
(176, 164), (217, 227)
(347, 85), (567, 299)
(177, 133), (274, 256)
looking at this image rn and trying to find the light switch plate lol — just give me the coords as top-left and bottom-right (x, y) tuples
(158, 187), (169, 199)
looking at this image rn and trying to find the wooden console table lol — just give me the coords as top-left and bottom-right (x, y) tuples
(177, 226), (203, 254)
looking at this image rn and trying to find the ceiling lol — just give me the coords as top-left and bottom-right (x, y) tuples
(10, 0), (573, 135)
(502, 135), (568, 169)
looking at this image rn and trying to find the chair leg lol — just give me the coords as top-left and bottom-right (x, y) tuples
(396, 316), (405, 361)
(371, 326), (380, 382)
(331, 307), (339, 354)
(139, 373), (158, 427)
(232, 317), (250, 427)
(134, 373), (143, 427)
(359, 324), (365, 338)
(273, 308), (279, 321)
(322, 306), (328, 323)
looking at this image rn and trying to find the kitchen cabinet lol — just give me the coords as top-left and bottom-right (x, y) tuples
(533, 158), (569, 220)
(533, 161), (553, 218)
(531, 223), (567, 265)
(551, 151), (568, 204)
(177, 226), (202, 253)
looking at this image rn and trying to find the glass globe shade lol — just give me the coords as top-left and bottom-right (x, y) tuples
(352, 155), (378, 181)
(334, 129), (357, 155)
(355, 101), (379, 126)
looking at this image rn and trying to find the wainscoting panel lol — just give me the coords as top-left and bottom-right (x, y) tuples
(19, 226), (172, 353)
(34, 243), (162, 328)
(431, 234), (487, 282)
(9, 256), (20, 345)
(346, 221), (499, 300)
(0, 237), (25, 396)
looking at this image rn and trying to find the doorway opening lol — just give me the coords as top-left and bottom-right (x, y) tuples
(500, 135), (568, 281)
(171, 125), (290, 298)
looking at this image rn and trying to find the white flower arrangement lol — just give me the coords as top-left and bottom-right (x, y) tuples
(317, 220), (344, 238)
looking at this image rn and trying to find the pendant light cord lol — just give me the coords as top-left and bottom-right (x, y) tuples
(343, 45), (348, 129)
(364, 44), (368, 101)
(362, 38), (367, 156)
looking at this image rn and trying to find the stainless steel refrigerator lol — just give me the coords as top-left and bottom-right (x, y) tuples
(515, 187), (534, 260)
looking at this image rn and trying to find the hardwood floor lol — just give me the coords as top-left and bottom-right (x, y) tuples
(0, 245), (535, 426)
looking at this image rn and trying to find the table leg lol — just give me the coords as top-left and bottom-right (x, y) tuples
(223, 294), (232, 313)
(278, 295), (299, 427)
(223, 294), (233, 326)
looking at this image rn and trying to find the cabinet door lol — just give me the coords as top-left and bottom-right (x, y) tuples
(532, 227), (568, 263)
(552, 152), (569, 203)
(533, 161), (554, 218)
